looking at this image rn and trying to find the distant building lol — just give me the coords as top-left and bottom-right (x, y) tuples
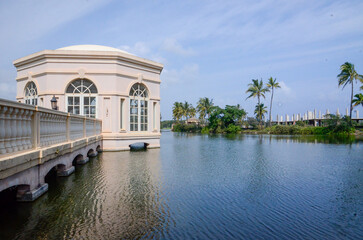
(14, 45), (163, 150)
(186, 118), (200, 125)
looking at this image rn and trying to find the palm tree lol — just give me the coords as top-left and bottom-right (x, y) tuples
(196, 97), (214, 124)
(337, 62), (363, 121)
(246, 79), (269, 105)
(189, 106), (196, 119)
(254, 103), (267, 129)
(266, 77), (280, 126)
(172, 102), (183, 121)
(352, 93), (363, 107)
(182, 101), (191, 120)
(246, 79), (269, 126)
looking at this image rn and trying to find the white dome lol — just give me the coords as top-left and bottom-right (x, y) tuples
(57, 45), (130, 54)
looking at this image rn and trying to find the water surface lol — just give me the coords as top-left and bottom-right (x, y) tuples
(0, 132), (362, 239)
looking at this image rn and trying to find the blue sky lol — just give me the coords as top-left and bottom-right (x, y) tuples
(0, 0), (362, 120)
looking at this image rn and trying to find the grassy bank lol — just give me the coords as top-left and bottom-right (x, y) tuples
(172, 123), (361, 136)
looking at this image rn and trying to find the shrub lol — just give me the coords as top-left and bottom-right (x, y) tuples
(172, 123), (201, 133)
(225, 124), (241, 134)
(295, 121), (307, 127)
(201, 127), (210, 134)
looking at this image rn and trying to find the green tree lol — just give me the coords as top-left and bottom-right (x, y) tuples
(196, 97), (214, 124)
(207, 105), (247, 132)
(337, 62), (363, 121)
(208, 106), (224, 132)
(246, 79), (269, 105)
(189, 106), (196, 119)
(254, 103), (267, 129)
(266, 77), (281, 126)
(222, 105), (247, 127)
(172, 102), (183, 121)
(181, 101), (191, 120)
(246, 78), (269, 126)
(352, 93), (363, 107)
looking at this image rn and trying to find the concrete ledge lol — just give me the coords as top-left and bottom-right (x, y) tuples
(17, 183), (48, 202)
(0, 150), (40, 172)
(87, 136), (97, 144)
(77, 157), (89, 165)
(102, 134), (161, 140)
(57, 166), (75, 177)
(41, 142), (72, 163)
(72, 139), (87, 151)
(0, 158), (39, 180)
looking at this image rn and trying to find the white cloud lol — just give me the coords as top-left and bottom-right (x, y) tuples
(162, 38), (195, 56)
(119, 42), (150, 56)
(0, 0), (112, 46)
(279, 81), (292, 97)
(161, 63), (199, 87)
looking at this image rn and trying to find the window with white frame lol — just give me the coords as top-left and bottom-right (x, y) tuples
(24, 81), (38, 105)
(66, 79), (97, 118)
(129, 83), (148, 131)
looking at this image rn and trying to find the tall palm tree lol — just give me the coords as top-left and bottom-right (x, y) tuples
(172, 102), (183, 121)
(254, 103), (267, 129)
(196, 97), (214, 124)
(266, 77), (281, 126)
(189, 106), (196, 119)
(182, 101), (191, 120)
(337, 62), (363, 120)
(246, 79), (269, 105)
(352, 93), (363, 107)
(246, 79), (269, 126)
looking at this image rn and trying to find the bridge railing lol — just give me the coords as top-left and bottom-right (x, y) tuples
(0, 98), (102, 156)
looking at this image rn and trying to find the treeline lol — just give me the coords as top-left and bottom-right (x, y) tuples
(172, 98), (248, 133)
(170, 62), (363, 135)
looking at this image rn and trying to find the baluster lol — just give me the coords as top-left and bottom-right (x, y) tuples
(0, 106), (6, 154)
(26, 110), (33, 149)
(5, 107), (14, 153)
(40, 112), (45, 147)
(46, 113), (50, 146)
(47, 113), (51, 146)
(56, 115), (60, 143)
(10, 108), (19, 152)
(22, 110), (28, 150)
(17, 109), (24, 151)
(50, 114), (54, 145)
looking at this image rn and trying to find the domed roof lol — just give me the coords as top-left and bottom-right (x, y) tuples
(57, 44), (130, 54)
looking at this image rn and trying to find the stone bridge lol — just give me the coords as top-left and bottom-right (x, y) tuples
(0, 99), (102, 201)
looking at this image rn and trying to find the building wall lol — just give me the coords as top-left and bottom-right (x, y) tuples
(14, 48), (163, 150)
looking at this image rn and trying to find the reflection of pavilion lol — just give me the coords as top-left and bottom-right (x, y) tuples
(14, 45), (163, 150)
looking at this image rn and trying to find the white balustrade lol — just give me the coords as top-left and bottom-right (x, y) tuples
(0, 98), (102, 156)
(86, 119), (94, 137)
(39, 111), (67, 147)
(70, 117), (84, 140)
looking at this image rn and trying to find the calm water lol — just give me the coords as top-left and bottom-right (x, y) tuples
(0, 132), (362, 239)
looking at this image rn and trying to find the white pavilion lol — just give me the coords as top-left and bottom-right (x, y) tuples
(14, 45), (163, 150)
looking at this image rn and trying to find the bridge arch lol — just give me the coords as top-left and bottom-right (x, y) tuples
(0, 184), (31, 204)
(87, 148), (97, 157)
(129, 142), (149, 151)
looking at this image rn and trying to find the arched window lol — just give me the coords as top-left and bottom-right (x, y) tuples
(129, 83), (148, 131)
(66, 79), (97, 118)
(24, 81), (38, 105)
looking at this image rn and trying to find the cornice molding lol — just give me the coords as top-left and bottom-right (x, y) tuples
(16, 69), (161, 83)
(13, 50), (163, 73)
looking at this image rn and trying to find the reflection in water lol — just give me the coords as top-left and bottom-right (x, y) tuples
(0, 133), (362, 239)
(0, 150), (169, 239)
